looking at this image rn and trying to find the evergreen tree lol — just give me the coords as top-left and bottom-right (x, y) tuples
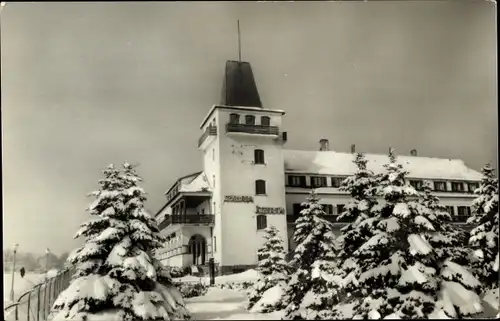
(278, 190), (339, 320)
(418, 180), (470, 266)
(50, 163), (191, 321)
(348, 149), (483, 319)
(247, 226), (289, 311)
(332, 153), (379, 310)
(468, 163), (499, 290)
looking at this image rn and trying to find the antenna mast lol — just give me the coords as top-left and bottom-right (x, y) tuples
(237, 20), (242, 62)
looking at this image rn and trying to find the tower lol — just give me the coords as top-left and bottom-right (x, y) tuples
(198, 60), (288, 273)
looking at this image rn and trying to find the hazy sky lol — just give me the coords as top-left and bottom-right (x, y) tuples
(2, 1), (497, 255)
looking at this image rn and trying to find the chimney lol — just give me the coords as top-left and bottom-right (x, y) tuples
(351, 144), (356, 153)
(410, 149), (417, 156)
(319, 139), (329, 151)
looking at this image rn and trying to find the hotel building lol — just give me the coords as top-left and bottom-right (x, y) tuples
(155, 60), (483, 274)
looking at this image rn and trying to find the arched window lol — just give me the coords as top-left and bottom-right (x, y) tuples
(255, 180), (266, 195)
(261, 116), (270, 126)
(245, 115), (256, 125)
(256, 215), (267, 230)
(229, 113), (240, 124)
(254, 149), (265, 164)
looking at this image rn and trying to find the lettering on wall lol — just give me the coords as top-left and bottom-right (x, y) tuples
(256, 206), (286, 215)
(224, 195), (254, 203)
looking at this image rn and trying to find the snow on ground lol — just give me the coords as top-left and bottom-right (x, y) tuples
(249, 284), (284, 313)
(185, 287), (284, 320)
(174, 269), (261, 285)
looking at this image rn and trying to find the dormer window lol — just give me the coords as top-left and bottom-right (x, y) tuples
(434, 181), (447, 192)
(245, 115), (256, 125)
(229, 113), (240, 124)
(261, 116), (270, 126)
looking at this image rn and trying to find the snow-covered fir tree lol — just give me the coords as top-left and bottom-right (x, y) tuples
(50, 163), (191, 321)
(417, 180), (470, 266)
(278, 190), (339, 320)
(467, 163), (499, 291)
(247, 226), (289, 311)
(332, 153), (379, 309)
(347, 149), (483, 319)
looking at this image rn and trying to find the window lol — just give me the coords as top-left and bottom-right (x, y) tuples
(213, 202), (216, 214)
(445, 206), (455, 216)
(213, 236), (216, 252)
(331, 177), (346, 188)
(457, 206), (471, 216)
(288, 175), (306, 187)
(409, 180), (423, 191)
(256, 215), (267, 230)
(434, 181), (447, 192)
(337, 204), (345, 215)
(255, 180), (266, 195)
(245, 115), (255, 125)
(201, 208), (205, 215)
(468, 183), (479, 193)
(229, 113), (240, 124)
(261, 116), (270, 126)
(322, 204), (333, 214)
(311, 176), (327, 188)
(254, 149), (265, 164)
(293, 203), (303, 215)
(451, 182), (465, 192)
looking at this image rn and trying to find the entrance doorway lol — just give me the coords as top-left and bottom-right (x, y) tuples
(188, 234), (207, 265)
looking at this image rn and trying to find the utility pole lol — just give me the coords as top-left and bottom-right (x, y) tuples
(10, 243), (19, 301)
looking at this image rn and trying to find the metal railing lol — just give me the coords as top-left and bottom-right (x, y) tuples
(286, 214), (355, 224)
(225, 123), (279, 136)
(4, 268), (74, 321)
(198, 126), (217, 148)
(159, 214), (215, 229)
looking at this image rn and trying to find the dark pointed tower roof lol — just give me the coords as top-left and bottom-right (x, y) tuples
(220, 60), (263, 108)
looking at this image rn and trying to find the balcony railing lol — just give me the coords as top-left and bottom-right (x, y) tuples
(198, 126), (217, 148)
(159, 214), (215, 229)
(452, 215), (471, 223)
(226, 123), (279, 136)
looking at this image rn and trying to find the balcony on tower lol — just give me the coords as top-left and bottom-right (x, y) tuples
(198, 125), (217, 149)
(225, 114), (280, 137)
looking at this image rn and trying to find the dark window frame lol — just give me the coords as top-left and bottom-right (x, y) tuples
(451, 182), (465, 192)
(311, 176), (327, 188)
(261, 116), (270, 126)
(331, 177), (346, 188)
(256, 215), (267, 230)
(468, 183), (479, 194)
(434, 181), (447, 192)
(254, 149), (265, 164)
(288, 175), (306, 187)
(255, 180), (267, 195)
(409, 179), (424, 191)
(229, 113), (240, 124)
(245, 115), (256, 125)
(337, 204), (345, 215)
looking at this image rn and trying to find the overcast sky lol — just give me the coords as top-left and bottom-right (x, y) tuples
(2, 1), (496, 255)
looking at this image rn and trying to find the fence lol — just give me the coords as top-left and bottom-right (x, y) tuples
(4, 268), (74, 321)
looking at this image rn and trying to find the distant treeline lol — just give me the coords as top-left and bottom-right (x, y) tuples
(3, 249), (70, 272)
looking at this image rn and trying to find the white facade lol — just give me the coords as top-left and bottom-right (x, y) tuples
(155, 104), (483, 273)
(154, 61), (484, 274)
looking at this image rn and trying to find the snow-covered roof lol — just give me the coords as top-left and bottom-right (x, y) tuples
(179, 172), (212, 193)
(283, 150), (483, 181)
(171, 172), (212, 194)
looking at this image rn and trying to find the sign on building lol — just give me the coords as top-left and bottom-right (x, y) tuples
(256, 206), (286, 215)
(224, 195), (254, 203)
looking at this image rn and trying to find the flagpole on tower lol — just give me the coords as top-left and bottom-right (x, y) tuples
(237, 19), (241, 62)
